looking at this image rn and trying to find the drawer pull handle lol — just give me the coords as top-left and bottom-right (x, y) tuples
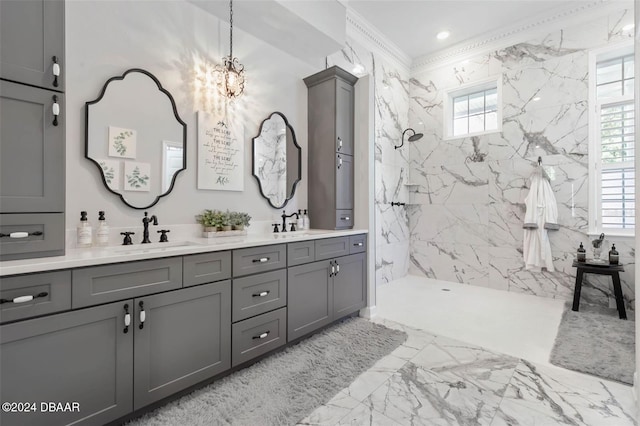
(252, 291), (270, 297)
(139, 301), (146, 329)
(253, 257), (270, 263)
(52, 95), (60, 126)
(123, 304), (131, 334)
(253, 331), (270, 340)
(337, 137), (342, 150)
(52, 56), (60, 87)
(338, 156), (342, 169)
(0, 292), (48, 305)
(335, 263), (340, 275)
(330, 260), (335, 277)
(0, 231), (43, 239)
(354, 242), (363, 247)
(341, 217), (350, 221)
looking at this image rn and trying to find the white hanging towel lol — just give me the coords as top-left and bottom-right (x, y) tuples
(523, 169), (559, 271)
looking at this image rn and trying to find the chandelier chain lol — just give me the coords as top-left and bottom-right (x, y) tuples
(229, 0), (233, 58)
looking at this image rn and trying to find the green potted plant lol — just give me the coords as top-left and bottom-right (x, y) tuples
(220, 210), (232, 231)
(230, 211), (244, 230)
(196, 209), (217, 232)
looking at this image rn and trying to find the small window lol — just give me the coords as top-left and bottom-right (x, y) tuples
(444, 77), (502, 139)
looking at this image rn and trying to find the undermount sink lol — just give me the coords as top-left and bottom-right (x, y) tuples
(272, 229), (326, 238)
(105, 241), (202, 255)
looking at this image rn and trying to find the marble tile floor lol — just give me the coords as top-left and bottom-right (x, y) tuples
(298, 276), (636, 426)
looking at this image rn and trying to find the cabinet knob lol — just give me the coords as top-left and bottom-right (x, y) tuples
(52, 95), (60, 126)
(253, 331), (270, 340)
(52, 56), (60, 87)
(0, 292), (47, 305)
(139, 301), (146, 329)
(123, 304), (130, 334)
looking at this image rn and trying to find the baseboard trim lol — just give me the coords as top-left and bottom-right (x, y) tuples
(359, 305), (377, 319)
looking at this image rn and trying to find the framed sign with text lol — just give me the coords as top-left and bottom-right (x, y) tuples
(197, 111), (244, 191)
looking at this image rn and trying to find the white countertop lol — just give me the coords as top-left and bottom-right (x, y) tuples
(0, 229), (368, 277)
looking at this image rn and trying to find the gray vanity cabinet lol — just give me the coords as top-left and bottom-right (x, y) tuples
(0, 300), (133, 426)
(333, 253), (366, 318)
(0, 0), (65, 91)
(0, 0), (65, 261)
(287, 259), (333, 341)
(0, 80), (65, 213)
(304, 66), (357, 230)
(133, 281), (231, 410)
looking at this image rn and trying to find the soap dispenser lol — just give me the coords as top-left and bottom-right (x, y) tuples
(96, 211), (109, 247)
(609, 244), (619, 265)
(303, 209), (310, 230)
(77, 211), (92, 248)
(576, 242), (586, 262)
(297, 210), (304, 231)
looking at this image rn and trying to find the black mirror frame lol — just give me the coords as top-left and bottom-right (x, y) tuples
(84, 68), (187, 210)
(251, 111), (302, 209)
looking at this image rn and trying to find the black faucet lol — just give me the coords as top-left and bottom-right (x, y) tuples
(281, 210), (299, 233)
(141, 212), (158, 244)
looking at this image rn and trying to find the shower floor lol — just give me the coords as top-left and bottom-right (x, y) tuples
(376, 274), (570, 366)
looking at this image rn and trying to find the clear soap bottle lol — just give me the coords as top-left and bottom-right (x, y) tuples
(96, 211), (109, 247)
(297, 210), (304, 231)
(303, 209), (310, 230)
(77, 211), (92, 248)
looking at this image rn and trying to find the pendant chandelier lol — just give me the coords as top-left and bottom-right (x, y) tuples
(216, 0), (245, 99)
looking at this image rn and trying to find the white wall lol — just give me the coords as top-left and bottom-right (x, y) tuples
(66, 0), (319, 239)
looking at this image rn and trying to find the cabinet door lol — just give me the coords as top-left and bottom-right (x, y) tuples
(333, 253), (367, 319)
(0, 301), (133, 426)
(336, 153), (353, 210)
(0, 0), (64, 91)
(335, 79), (354, 156)
(0, 80), (64, 212)
(287, 260), (333, 341)
(133, 281), (231, 410)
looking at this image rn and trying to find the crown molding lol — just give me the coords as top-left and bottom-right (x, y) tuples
(346, 8), (412, 70)
(411, 0), (632, 74)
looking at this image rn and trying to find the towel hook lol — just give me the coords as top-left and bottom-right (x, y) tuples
(537, 156), (542, 166)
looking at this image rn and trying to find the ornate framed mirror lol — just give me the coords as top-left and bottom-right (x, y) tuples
(252, 112), (302, 209)
(85, 68), (187, 209)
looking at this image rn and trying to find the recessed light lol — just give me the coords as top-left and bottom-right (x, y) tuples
(533, 96), (541, 102)
(436, 31), (450, 40)
(622, 23), (635, 32)
(352, 64), (365, 74)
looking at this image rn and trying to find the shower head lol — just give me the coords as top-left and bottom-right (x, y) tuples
(394, 128), (423, 149)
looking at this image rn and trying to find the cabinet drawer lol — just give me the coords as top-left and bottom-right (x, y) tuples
(0, 270), (71, 323)
(0, 213), (64, 261)
(183, 251), (231, 287)
(335, 210), (353, 229)
(315, 237), (350, 261)
(349, 234), (367, 254)
(232, 307), (286, 367)
(233, 244), (286, 277)
(288, 240), (315, 266)
(72, 258), (182, 308)
(232, 269), (286, 322)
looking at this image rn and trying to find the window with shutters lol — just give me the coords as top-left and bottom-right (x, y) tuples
(589, 45), (635, 235)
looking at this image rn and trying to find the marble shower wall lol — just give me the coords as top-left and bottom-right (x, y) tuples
(408, 9), (635, 309)
(328, 37), (411, 286)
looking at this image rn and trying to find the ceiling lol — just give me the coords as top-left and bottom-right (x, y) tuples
(345, 0), (593, 59)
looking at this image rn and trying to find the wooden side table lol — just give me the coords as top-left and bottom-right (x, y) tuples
(571, 260), (626, 320)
